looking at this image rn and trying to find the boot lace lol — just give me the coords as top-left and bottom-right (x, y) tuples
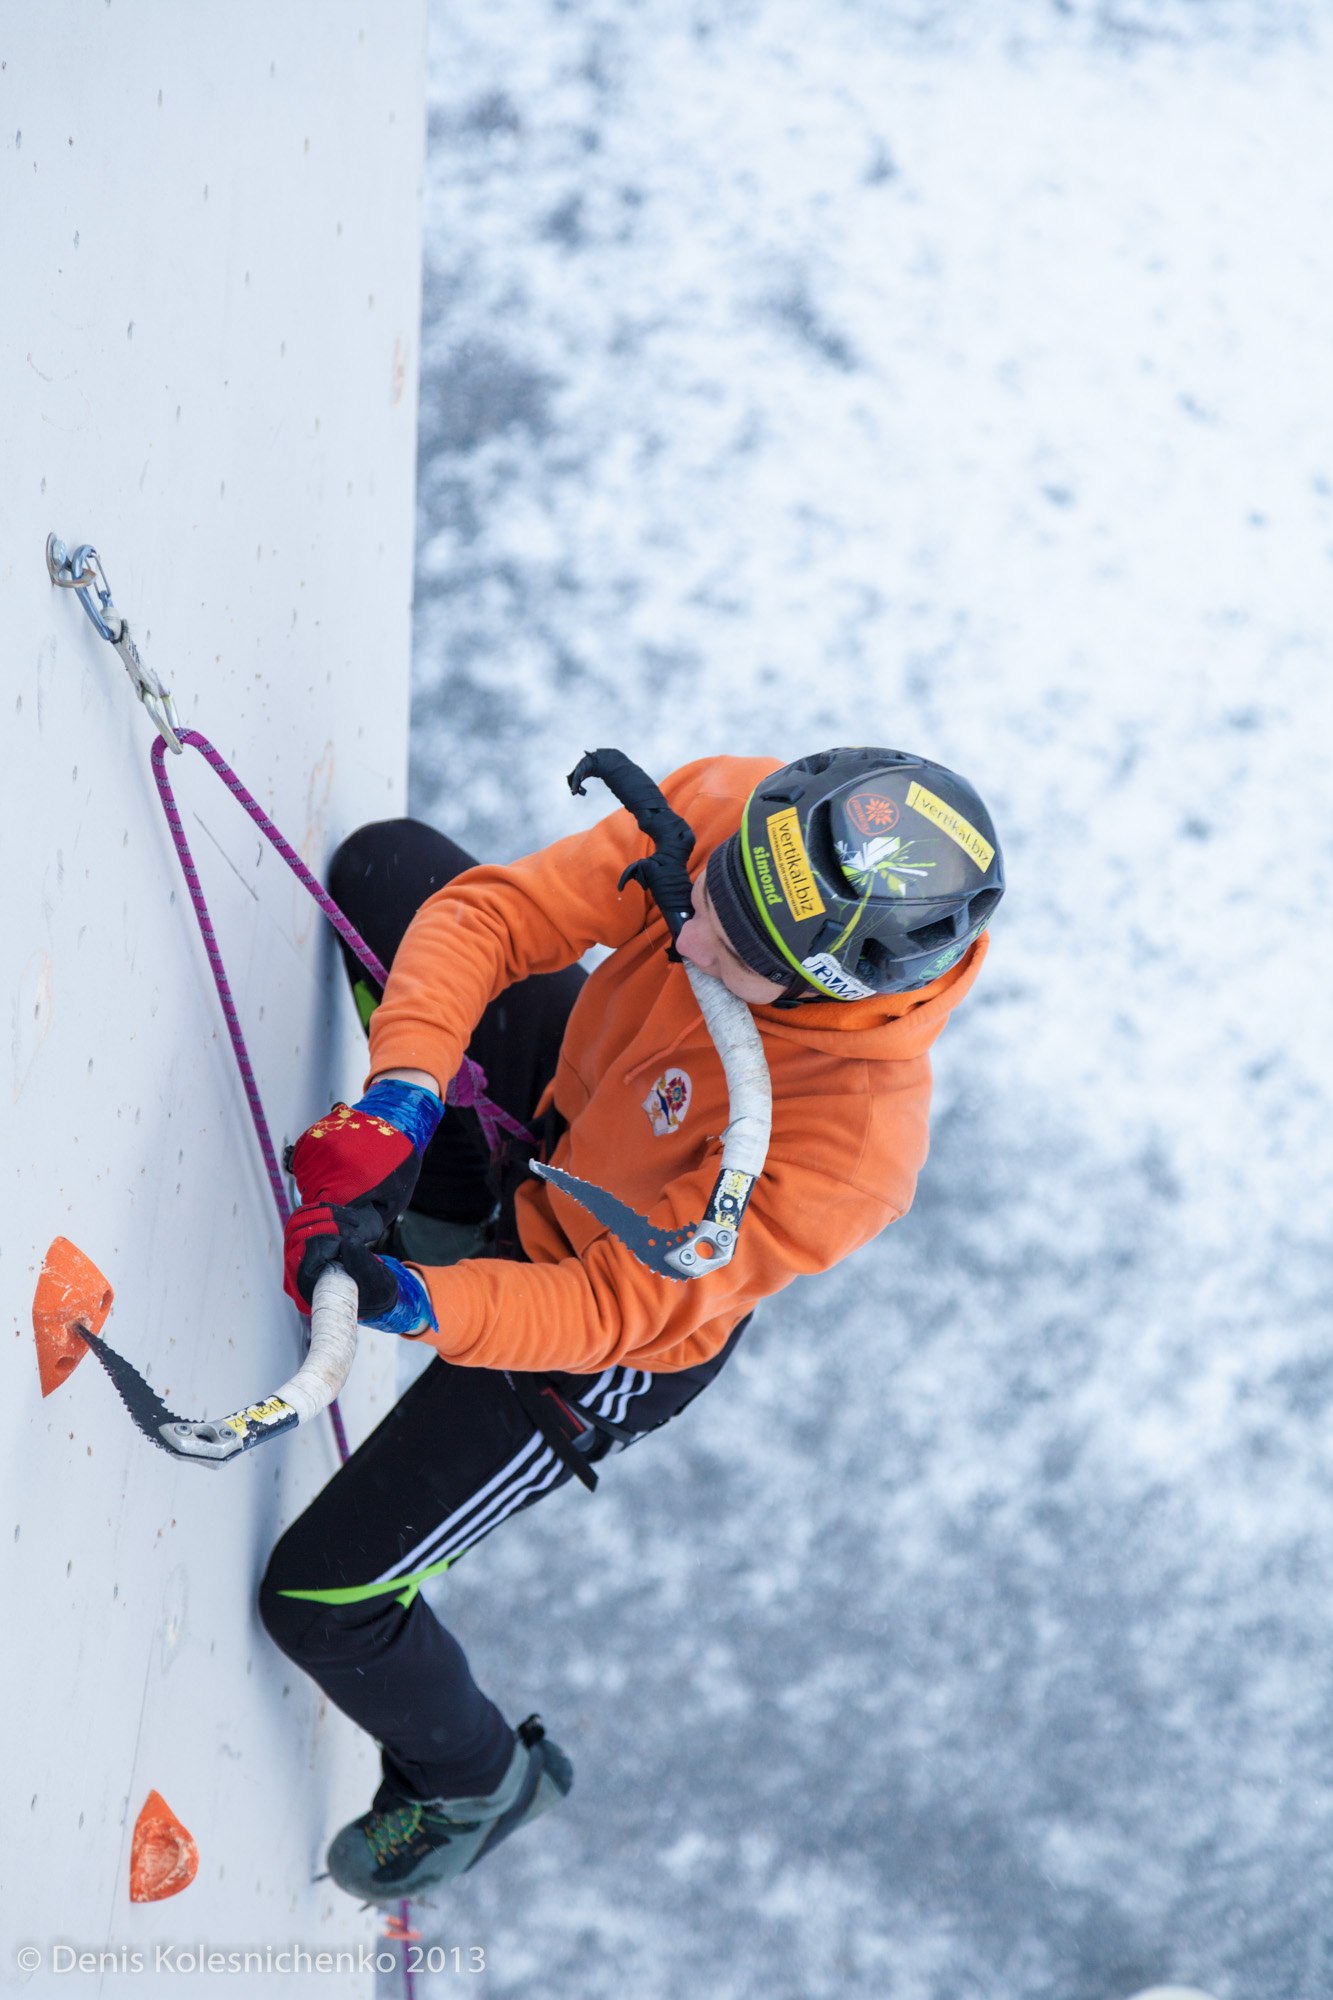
(366, 1801), (433, 1869)
(365, 1799), (478, 1870)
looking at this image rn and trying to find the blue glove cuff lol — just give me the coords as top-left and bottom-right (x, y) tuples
(355, 1079), (445, 1155)
(363, 1256), (439, 1336)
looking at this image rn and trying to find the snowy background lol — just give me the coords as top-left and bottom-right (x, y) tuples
(393, 4), (1333, 1996)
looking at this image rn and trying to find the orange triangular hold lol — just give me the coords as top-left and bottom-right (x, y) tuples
(32, 1236), (115, 1398)
(129, 1790), (199, 1903)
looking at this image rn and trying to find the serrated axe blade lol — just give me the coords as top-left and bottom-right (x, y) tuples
(530, 1161), (697, 1279)
(77, 1328), (189, 1452)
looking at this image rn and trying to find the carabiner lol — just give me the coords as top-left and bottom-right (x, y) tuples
(46, 537), (122, 640)
(46, 534), (184, 753)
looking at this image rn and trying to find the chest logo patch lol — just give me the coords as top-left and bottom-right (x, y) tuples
(643, 1067), (692, 1137)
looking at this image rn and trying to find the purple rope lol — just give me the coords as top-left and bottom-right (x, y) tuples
(384, 1911), (418, 1999)
(150, 736), (352, 1462)
(152, 731), (532, 1139)
(150, 727), (535, 1470)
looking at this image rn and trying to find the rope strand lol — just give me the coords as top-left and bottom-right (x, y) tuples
(149, 726), (536, 1476)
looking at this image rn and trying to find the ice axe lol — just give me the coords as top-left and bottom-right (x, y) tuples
(36, 1250), (359, 1469)
(529, 750), (773, 1280)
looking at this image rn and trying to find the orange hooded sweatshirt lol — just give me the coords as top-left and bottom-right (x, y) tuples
(366, 756), (989, 1377)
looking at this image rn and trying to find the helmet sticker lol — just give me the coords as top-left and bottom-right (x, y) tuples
(835, 833), (935, 898)
(642, 1067), (692, 1137)
(764, 808), (827, 923)
(801, 952), (876, 1001)
(735, 750), (1001, 1003)
(748, 839), (785, 912)
(905, 781), (995, 872)
(846, 792), (900, 835)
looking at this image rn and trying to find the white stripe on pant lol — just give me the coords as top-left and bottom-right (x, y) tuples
(374, 1365), (654, 1586)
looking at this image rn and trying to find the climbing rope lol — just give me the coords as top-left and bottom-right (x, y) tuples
(147, 725), (536, 1468)
(150, 729), (535, 1186)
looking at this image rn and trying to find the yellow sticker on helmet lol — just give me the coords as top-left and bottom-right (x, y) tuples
(766, 809), (826, 922)
(905, 782), (994, 872)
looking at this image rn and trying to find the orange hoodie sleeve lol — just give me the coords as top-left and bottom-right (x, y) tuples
(404, 1102), (905, 1376)
(365, 795), (658, 1092)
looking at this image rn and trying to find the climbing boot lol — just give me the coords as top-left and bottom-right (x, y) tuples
(325, 1716), (572, 1906)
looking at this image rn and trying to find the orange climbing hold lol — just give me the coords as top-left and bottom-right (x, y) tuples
(129, 1791), (198, 1903)
(31, 1237), (114, 1398)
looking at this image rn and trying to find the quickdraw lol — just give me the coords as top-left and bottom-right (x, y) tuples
(46, 536), (184, 752)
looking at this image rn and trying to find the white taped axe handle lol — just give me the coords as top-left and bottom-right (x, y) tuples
(685, 964), (772, 1176)
(661, 967), (774, 1277)
(272, 1263), (360, 1422)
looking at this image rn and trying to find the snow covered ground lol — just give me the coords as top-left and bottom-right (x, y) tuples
(394, 4), (1333, 1995)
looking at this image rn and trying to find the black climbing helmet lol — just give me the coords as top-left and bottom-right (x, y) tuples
(704, 747), (1004, 1003)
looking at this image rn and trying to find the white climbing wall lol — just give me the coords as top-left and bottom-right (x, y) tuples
(1, 6), (426, 1989)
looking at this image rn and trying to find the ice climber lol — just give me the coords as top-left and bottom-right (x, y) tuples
(258, 746), (1005, 1905)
